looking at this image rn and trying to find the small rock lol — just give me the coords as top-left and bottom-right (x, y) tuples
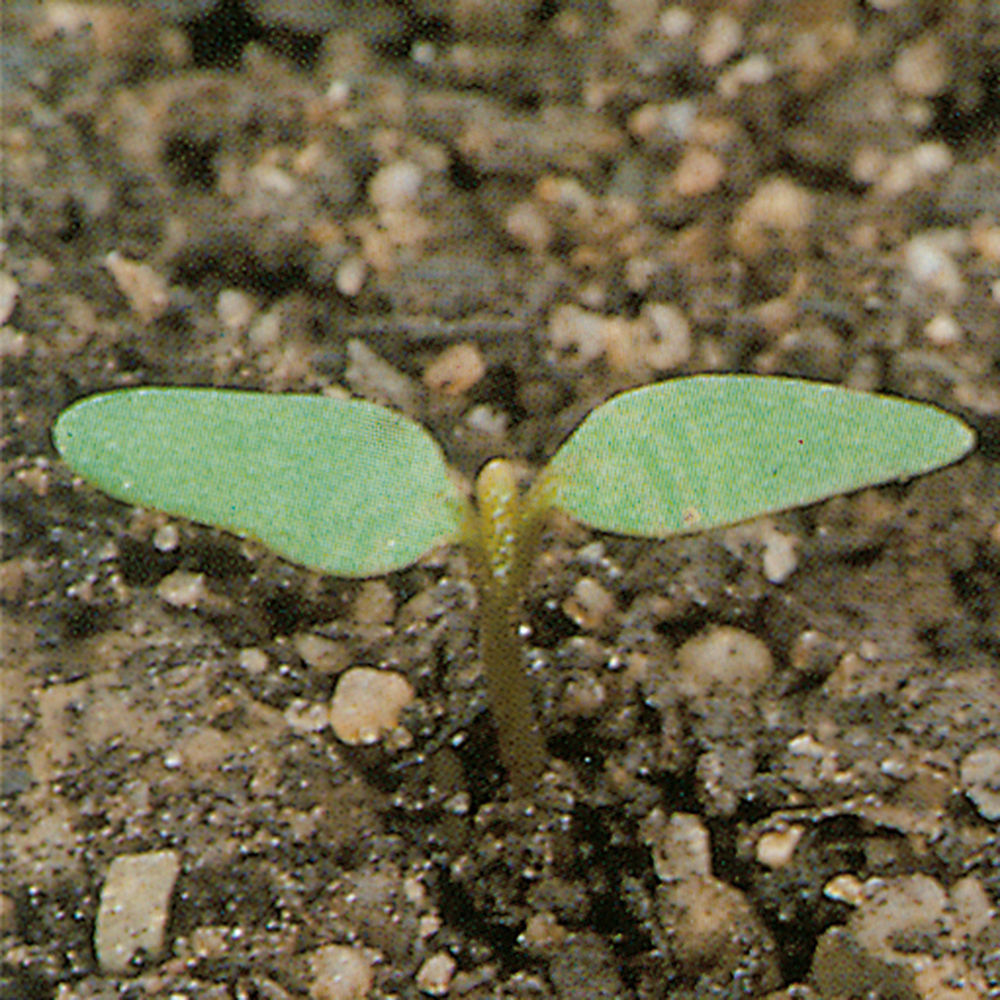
(329, 667), (415, 746)
(294, 633), (349, 673)
(755, 824), (804, 869)
(369, 160), (424, 212)
(548, 303), (617, 367)
(633, 302), (692, 371)
(698, 12), (743, 67)
(674, 625), (774, 699)
(423, 342), (486, 396)
(902, 233), (966, 304)
(345, 339), (418, 413)
(562, 576), (616, 633)
(416, 952), (456, 996)
(353, 580), (397, 626)
(659, 875), (780, 989)
(157, 570), (208, 609)
(959, 745), (1000, 820)
(729, 176), (813, 262)
(0, 272), (19, 324)
(336, 255), (368, 297)
(641, 808), (712, 882)
(104, 250), (170, 324)
(671, 146), (726, 198)
(309, 943), (374, 1000)
(216, 288), (257, 333)
(891, 34), (949, 98)
(94, 850), (180, 974)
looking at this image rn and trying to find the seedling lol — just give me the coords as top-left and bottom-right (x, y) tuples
(53, 376), (974, 791)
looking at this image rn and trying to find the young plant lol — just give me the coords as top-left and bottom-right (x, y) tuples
(53, 376), (975, 791)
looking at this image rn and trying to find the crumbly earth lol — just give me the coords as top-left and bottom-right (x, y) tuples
(2, 2), (999, 999)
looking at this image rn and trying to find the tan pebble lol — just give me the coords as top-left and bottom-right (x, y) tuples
(755, 825), (804, 869)
(923, 312), (962, 347)
(698, 12), (743, 67)
(520, 912), (566, 948)
(660, 875), (779, 986)
(891, 34), (949, 98)
(902, 234), (966, 304)
(760, 523), (799, 583)
(329, 667), (415, 746)
(238, 647), (269, 675)
(353, 580), (396, 626)
(336, 255), (367, 297)
(562, 576), (616, 632)
(970, 220), (1000, 264)
(561, 674), (607, 718)
(105, 251), (170, 324)
(416, 952), (456, 996)
(156, 570), (207, 609)
(152, 521), (179, 552)
(824, 873), (864, 906)
(505, 199), (553, 253)
(216, 289), (257, 333)
(0, 327), (28, 360)
(675, 625), (773, 699)
(423, 342), (486, 396)
(369, 160), (424, 212)
(94, 850), (180, 974)
(0, 893), (16, 935)
(641, 808), (712, 882)
(294, 633), (349, 673)
(633, 302), (692, 371)
(959, 745), (1000, 820)
(548, 303), (615, 366)
(0, 272), (19, 324)
(672, 146), (726, 198)
(309, 943), (374, 1000)
(284, 699), (331, 733)
(949, 876), (996, 940)
(729, 177), (813, 261)
(248, 307), (283, 349)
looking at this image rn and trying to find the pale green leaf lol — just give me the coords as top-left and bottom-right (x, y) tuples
(541, 375), (975, 537)
(54, 388), (470, 577)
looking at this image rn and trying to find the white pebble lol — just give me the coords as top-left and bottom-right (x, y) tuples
(674, 625), (773, 699)
(903, 233), (966, 303)
(329, 667), (415, 746)
(634, 302), (692, 370)
(216, 288), (257, 333)
(94, 850), (180, 973)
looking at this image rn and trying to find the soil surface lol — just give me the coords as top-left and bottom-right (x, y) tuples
(2, 2), (999, 999)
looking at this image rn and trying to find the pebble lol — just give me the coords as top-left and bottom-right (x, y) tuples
(104, 250), (170, 324)
(0, 272), (19, 324)
(368, 159), (424, 212)
(308, 943), (374, 1000)
(659, 875), (780, 989)
(423, 342), (486, 396)
(755, 824), (804, 869)
(902, 233), (966, 304)
(336, 255), (368, 297)
(94, 849), (180, 974)
(633, 302), (692, 371)
(674, 625), (774, 699)
(671, 146), (726, 198)
(729, 177), (814, 262)
(959, 745), (1000, 820)
(329, 667), (415, 746)
(216, 288), (257, 333)
(548, 303), (617, 367)
(353, 580), (397, 627)
(640, 808), (712, 882)
(698, 12), (743, 68)
(561, 576), (616, 633)
(294, 632), (350, 673)
(156, 570), (208, 609)
(415, 952), (456, 996)
(891, 34), (949, 98)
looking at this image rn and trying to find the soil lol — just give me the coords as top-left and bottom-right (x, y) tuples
(2, 2), (999, 999)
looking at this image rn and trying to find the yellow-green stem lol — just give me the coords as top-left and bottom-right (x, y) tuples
(466, 459), (549, 793)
